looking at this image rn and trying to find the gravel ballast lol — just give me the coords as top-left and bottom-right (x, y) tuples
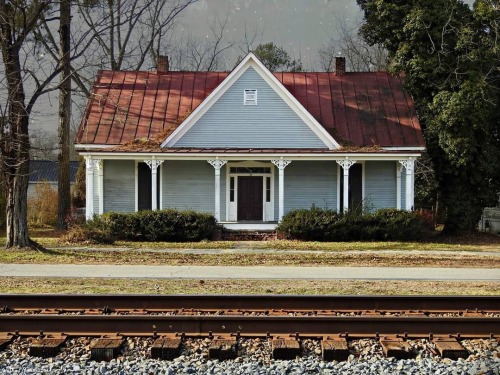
(0, 337), (498, 374)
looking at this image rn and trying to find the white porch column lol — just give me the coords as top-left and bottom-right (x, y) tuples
(85, 156), (94, 220)
(145, 158), (164, 210)
(399, 158), (415, 211)
(396, 162), (402, 210)
(94, 159), (103, 214)
(207, 158), (228, 222)
(271, 158), (291, 222)
(336, 158), (356, 212)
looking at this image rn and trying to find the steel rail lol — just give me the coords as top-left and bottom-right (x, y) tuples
(0, 295), (498, 338)
(0, 315), (498, 337)
(1, 294), (499, 311)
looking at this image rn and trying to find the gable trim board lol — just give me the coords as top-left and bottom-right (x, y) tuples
(161, 53), (340, 150)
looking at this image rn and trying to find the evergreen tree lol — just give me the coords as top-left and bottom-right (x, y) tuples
(357, 0), (500, 233)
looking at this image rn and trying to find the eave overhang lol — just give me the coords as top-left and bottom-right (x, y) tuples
(77, 149), (422, 162)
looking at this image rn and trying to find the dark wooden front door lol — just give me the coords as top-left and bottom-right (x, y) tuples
(237, 176), (263, 221)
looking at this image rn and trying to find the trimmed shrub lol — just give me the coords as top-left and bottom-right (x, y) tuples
(102, 209), (217, 242)
(277, 206), (339, 241)
(278, 207), (424, 242)
(102, 212), (142, 240)
(371, 208), (423, 241)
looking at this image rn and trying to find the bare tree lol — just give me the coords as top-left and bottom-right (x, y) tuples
(170, 14), (235, 71)
(30, 0), (196, 231)
(238, 23), (264, 55)
(0, 0), (63, 248)
(30, 130), (58, 160)
(318, 17), (388, 72)
(75, 0), (196, 74)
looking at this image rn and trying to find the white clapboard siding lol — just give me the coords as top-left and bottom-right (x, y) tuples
(173, 67), (327, 149)
(103, 160), (136, 213)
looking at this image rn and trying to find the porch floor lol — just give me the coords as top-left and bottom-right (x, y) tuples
(220, 221), (278, 231)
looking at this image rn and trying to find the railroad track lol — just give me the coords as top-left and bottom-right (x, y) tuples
(0, 294), (498, 362)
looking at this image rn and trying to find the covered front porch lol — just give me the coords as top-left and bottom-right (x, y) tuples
(83, 152), (418, 229)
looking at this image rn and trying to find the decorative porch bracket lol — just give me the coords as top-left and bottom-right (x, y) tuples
(145, 159), (164, 210)
(85, 157), (102, 220)
(336, 159), (356, 213)
(207, 159), (228, 222)
(399, 158), (415, 211)
(271, 159), (292, 222)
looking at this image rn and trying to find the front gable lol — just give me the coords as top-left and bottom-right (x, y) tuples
(162, 53), (339, 150)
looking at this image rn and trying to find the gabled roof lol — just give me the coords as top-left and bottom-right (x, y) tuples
(161, 53), (339, 150)
(29, 160), (80, 183)
(75, 57), (425, 149)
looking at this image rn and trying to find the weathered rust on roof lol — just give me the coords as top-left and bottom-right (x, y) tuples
(76, 70), (425, 149)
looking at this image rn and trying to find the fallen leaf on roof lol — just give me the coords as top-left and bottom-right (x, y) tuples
(110, 110), (192, 152)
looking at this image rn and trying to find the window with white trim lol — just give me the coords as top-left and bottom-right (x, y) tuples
(244, 89), (257, 105)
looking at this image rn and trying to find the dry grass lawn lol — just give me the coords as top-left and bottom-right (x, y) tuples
(1, 277), (498, 295)
(1, 247), (499, 268)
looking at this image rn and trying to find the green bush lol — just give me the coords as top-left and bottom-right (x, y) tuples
(102, 209), (217, 242)
(278, 207), (424, 242)
(102, 212), (142, 240)
(276, 206), (339, 241)
(372, 208), (424, 240)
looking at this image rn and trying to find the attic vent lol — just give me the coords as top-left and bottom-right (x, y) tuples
(244, 89), (257, 105)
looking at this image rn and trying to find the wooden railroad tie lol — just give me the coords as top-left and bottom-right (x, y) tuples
(208, 338), (238, 360)
(433, 337), (469, 360)
(29, 334), (67, 358)
(272, 338), (301, 360)
(379, 336), (413, 359)
(151, 337), (182, 360)
(90, 335), (124, 362)
(0, 333), (14, 352)
(321, 337), (349, 362)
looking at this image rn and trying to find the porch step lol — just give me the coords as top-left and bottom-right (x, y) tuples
(221, 230), (277, 241)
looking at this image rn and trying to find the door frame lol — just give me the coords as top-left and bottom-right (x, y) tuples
(226, 161), (274, 222)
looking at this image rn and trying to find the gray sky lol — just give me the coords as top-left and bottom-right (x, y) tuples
(177, 0), (361, 69)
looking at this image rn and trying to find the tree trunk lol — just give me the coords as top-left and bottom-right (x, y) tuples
(57, 0), (72, 229)
(1, 47), (32, 248)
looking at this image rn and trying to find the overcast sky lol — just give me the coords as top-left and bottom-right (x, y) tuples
(176, 0), (361, 69)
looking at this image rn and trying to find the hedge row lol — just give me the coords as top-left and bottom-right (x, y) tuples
(102, 209), (217, 242)
(65, 209), (217, 244)
(277, 207), (425, 241)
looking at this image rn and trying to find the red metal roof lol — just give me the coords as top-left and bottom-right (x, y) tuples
(76, 70), (425, 148)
